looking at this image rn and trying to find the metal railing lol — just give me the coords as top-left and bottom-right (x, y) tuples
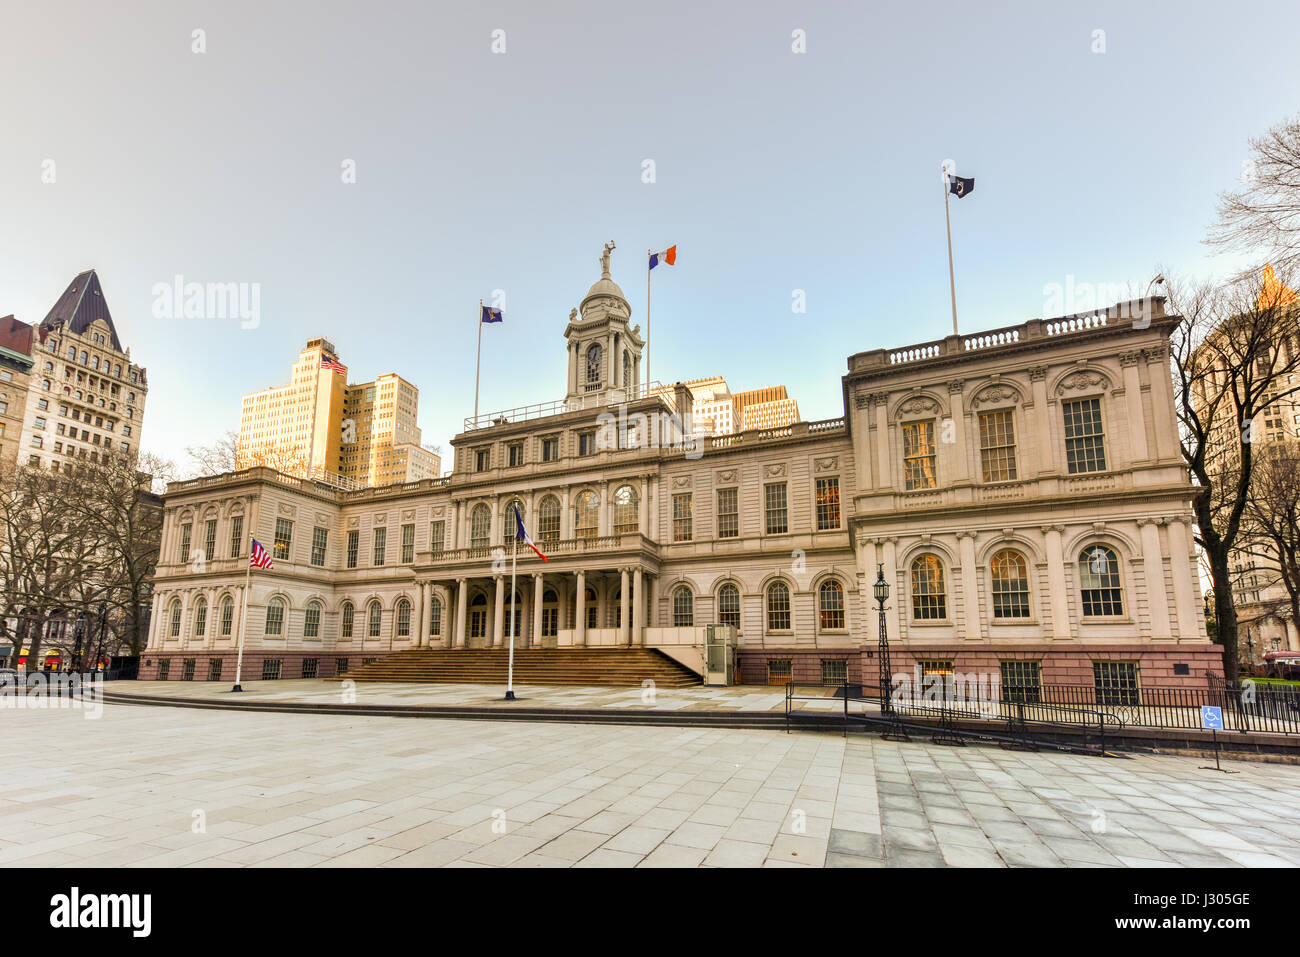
(463, 381), (677, 432)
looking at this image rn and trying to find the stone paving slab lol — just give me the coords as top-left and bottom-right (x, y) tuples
(2, 703), (1299, 868)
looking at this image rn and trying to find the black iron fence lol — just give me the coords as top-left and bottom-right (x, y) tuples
(785, 676), (1300, 738)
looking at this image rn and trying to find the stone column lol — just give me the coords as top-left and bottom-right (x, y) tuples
(1120, 352), (1149, 462)
(1029, 367), (1052, 476)
(957, 531), (982, 641)
(639, 476), (649, 536)
(455, 578), (468, 648)
(493, 575), (505, 648)
(1145, 346), (1178, 463)
(881, 538), (900, 642)
(532, 573), (544, 648)
(948, 381), (969, 483)
(620, 567), (631, 645)
(415, 581), (427, 648)
(1043, 525), (1071, 640)
(1139, 519), (1172, 640)
(575, 570), (586, 646)
(1166, 518), (1198, 640)
(873, 397), (892, 490)
(633, 567), (645, 645)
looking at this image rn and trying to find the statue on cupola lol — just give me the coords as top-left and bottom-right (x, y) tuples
(563, 240), (645, 404)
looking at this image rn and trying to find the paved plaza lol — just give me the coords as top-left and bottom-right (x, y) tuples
(3, 701), (1300, 868)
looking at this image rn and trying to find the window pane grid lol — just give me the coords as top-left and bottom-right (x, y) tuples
(911, 555), (947, 619)
(819, 580), (845, 629)
(902, 421), (937, 490)
(764, 483), (788, 534)
(767, 582), (791, 631)
(815, 477), (841, 530)
(1063, 398), (1107, 474)
(718, 584), (740, 629)
(990, 550), (1031, 618)
(979, 410), (1018, 482)
(1079, 546), (1123, 616)
(717, 487), (739, 538)
(672, 493), (693, 542)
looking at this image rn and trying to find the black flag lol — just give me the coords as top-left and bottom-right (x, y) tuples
(948, 175), (975, 198)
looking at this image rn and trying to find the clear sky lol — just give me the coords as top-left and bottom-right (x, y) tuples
(2, 0), (1297, 471)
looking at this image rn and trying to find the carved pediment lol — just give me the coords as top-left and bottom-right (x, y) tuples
(764, 463), (787, 478)
(971, 384), (1023, 409)
(814, 456), (839, 472)
(716, 469), (737, 484)
(1055, 371), (1110, 397)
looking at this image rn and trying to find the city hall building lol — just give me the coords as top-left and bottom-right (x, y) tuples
(142, 248), (1217, 694)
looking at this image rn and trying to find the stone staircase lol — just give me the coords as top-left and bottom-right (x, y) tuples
(336, 648), (702, 688)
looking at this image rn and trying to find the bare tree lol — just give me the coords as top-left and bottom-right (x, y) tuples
(1209, 113), (1300, 276)
(1167, 265), (1300, 681)
(1241, 440), (1300, 651)
(184, 430), (239, 477)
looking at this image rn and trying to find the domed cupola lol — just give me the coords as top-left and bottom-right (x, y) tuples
(563, 241), (644, 403)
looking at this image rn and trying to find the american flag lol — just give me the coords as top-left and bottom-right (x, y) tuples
(321, 357), (347, 376)
(249, 538), (274, 570)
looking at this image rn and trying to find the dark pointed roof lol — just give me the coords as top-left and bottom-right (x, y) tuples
(41, 269), (121, 352)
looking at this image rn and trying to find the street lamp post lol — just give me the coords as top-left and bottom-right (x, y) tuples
(873, 564), (908, 741)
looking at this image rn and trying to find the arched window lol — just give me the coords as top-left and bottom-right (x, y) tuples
(341, 601), (354, 638)
(304, 600), (322, 638)
(767, 581), (791, 631)
(910, 556), (946, 620)
(193, 597), (207, 637)
(1079, 545), (1123, 616)
(396, 598), (412, 637)
(819, 579), (845, 630)
(613, 485), (639, 534)
(574, 490), (599, 540)
(586, 343), (602, 384)
(991, 550), (1030, 618)
(537, 495), (561, 542)
(219, 597), (234, 636)
(265, 597), (285, 636)
(718, 583), (740, 630)
(367, 600), (383, 638)
(502, 499), (524, 546)
(470, 504), (491, 548)
(672, 586), (694, 627)
(168, 599), (182, 637)
(429, 596), (442, 636)
(585, 587), (598, 630)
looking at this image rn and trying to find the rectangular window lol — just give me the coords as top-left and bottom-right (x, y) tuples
(1093, 661), (1139, 706)
(821, 658), (848, 686)
(182, 658), (195, 681)
(335, 658), (349, 676)
(542, 436), (559, 462)
(767, 658), (793, 687)
(400, 523), (415, 563)
(815, 477), (841, 530)
(475, 448), (490, 471)
(204, 520), (217, 562)
(902, 421), (937, 490)
(429, 521), (445, 555)
(346, 529), (359, 568)
(273, 518), (292, 561)
(311, 527), (328, 567)
(157, 659), (170, 680)
(301, 658), (319, 679)
(372, 526), (387, 565)
(207, 659), (223, 682)
(578, 432), (597, 456)
(178, 523), (192, 564)
(716, 487), (739, 538)
(979, 410), (1018, 482)
(672, 493), (693, 542)
(261, 659), (283, 681)
(508, 443), (523, 467)
(1000, 661), (1041, 703)
(1063, 398), (1107, 474)
(764, 482), (788, 535)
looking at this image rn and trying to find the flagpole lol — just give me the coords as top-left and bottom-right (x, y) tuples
(645, 250), (652, 395)
(474, 299), (484, 424)
(943, 168), (959, 336)
(232, 538), (251, 692)
(506, 515), (517, 701)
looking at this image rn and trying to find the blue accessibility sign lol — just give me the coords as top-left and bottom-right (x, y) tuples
(1200, 705), (1224, 730)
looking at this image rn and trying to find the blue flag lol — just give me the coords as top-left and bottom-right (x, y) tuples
(481, 306), (503, 323)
